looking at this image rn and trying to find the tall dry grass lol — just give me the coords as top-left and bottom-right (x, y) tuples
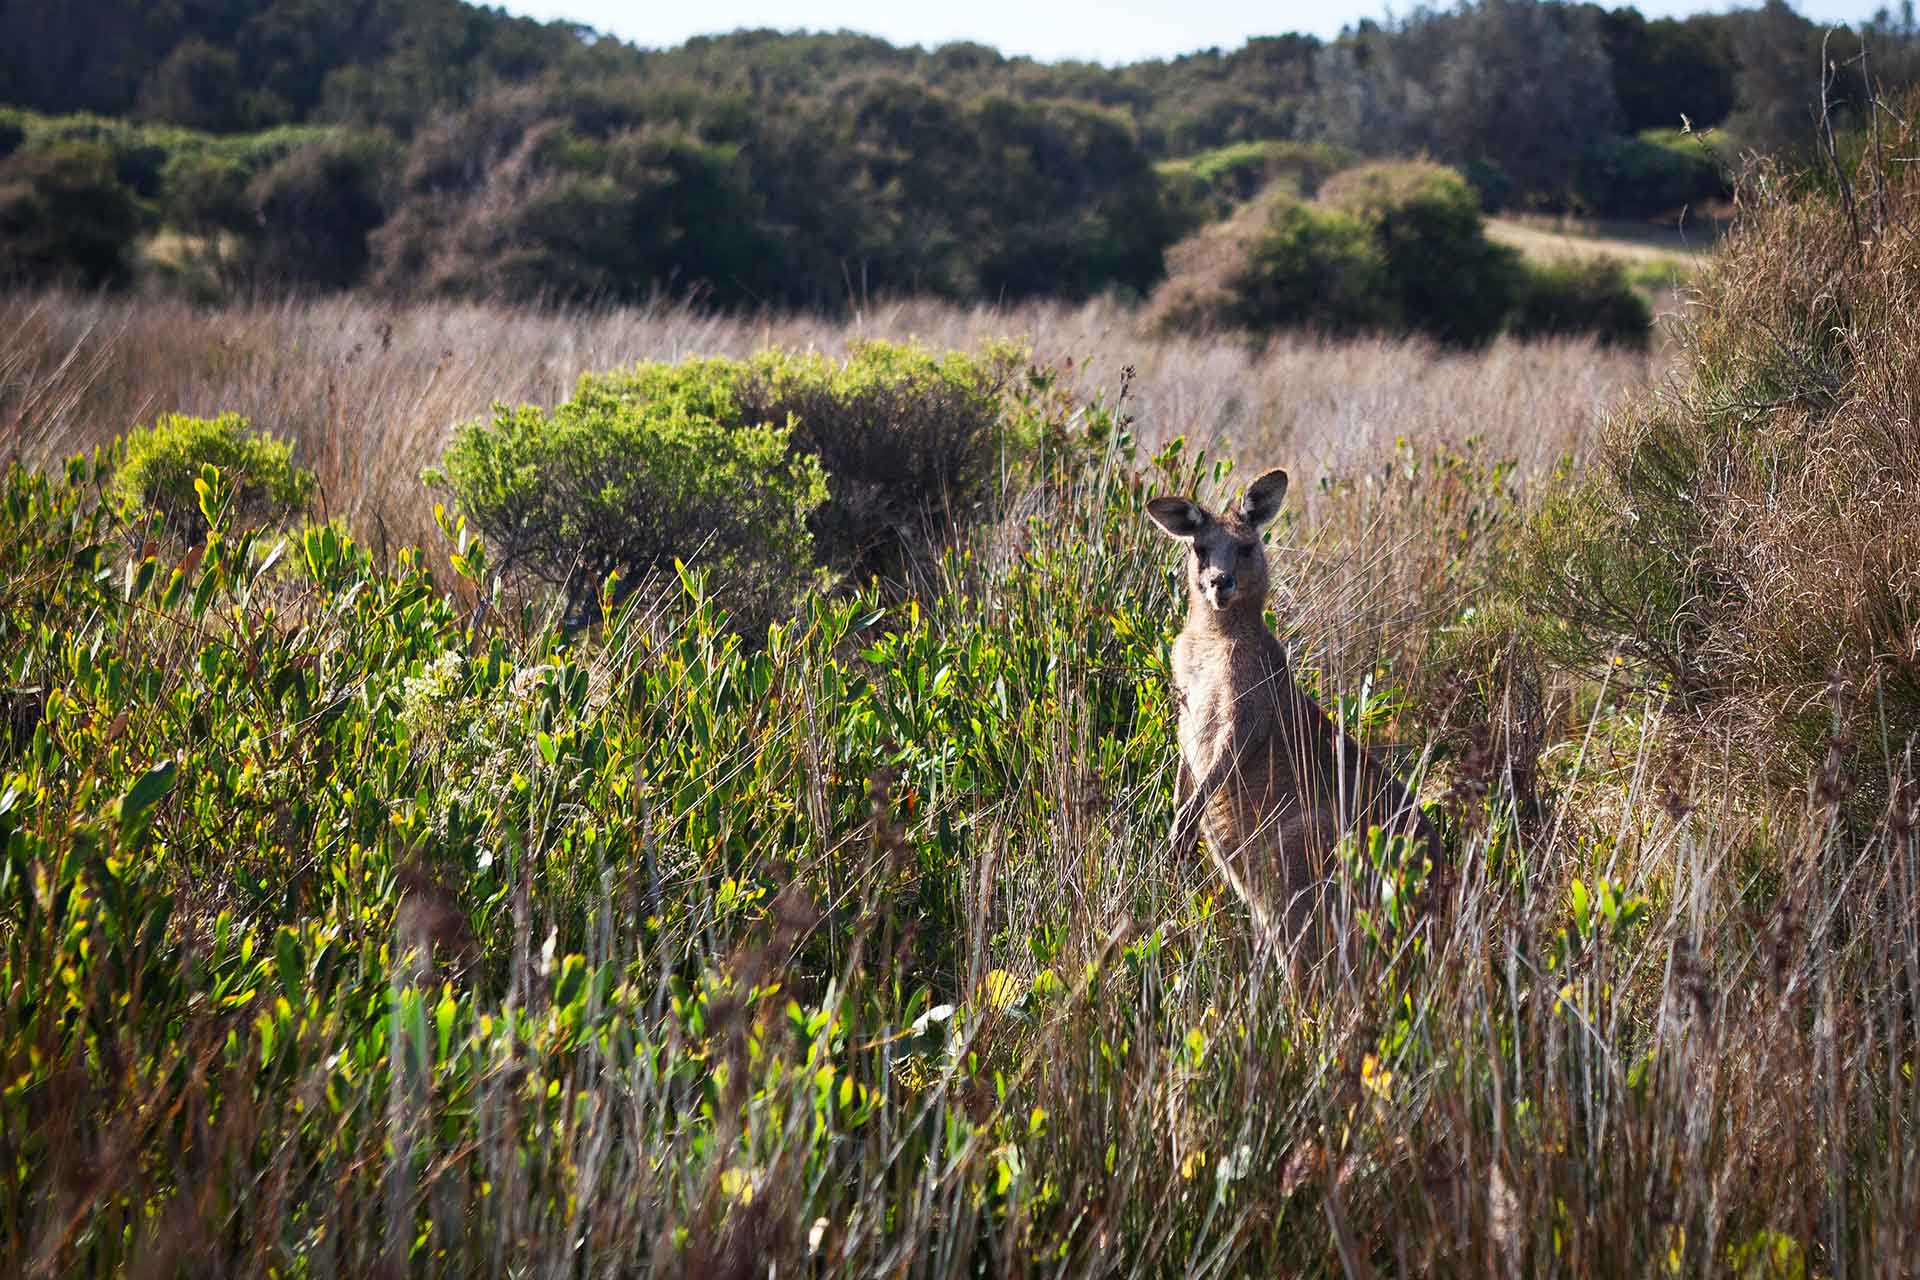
(1520, 95), (1920, 798)
(0, 291), (1653, 559)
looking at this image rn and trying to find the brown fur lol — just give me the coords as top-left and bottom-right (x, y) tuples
(1149, 468), (1438, 946)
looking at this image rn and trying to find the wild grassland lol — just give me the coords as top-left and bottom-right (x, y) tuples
(1484, 213), (1719, 270)
(3, 126), (1918, 1276)
(0, 290), (1653, 559)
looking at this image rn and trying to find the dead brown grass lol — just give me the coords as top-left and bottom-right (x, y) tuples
(0, 290), (1654, 559)
(1521, 97), (1920, 792)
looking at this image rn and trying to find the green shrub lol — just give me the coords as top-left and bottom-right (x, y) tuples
(428, 379), (828, 628)
(1508, 257), (1651, 347)
(1318, 161), (1522, 347)
(116, 412), (316, 538)
(584, 340), (1019, 581)
(739, 342), (1016, 577)
(1233, 196), (1393, 334)
(1575, 131), (1725, 218)
(0, 141), (140, 288)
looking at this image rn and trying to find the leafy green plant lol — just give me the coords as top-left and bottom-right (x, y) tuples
(426, 375), (827, 627)
(1317, 161), (1523, 347)
(1508, 256), (1652, 348)
(115, 411), (315, 539)
(578, 340), (1022, 582)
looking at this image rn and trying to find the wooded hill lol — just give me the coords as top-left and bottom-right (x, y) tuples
(1, 0), (1915, 313)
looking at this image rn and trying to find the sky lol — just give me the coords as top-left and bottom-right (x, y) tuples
(499, 0), (1883, 65)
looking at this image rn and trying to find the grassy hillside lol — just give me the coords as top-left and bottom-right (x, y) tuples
(3, 109), (1919, 1276)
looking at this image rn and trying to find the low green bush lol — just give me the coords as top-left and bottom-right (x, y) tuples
(1233, 196), (1392, 334)
(116, 411), (315, 538)
(427, 377), (827, 627)
(1575, 131), (1726, 218)
(1508, 257), (1651, 348)
(583, 340), (1020, 581)
(1318, 161), (1523, 347)
(739, 342), (1016, 577)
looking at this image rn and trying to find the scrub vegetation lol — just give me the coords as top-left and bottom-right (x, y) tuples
(3, 97), (1919, 1275)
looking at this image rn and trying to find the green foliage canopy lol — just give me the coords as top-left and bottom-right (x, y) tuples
(116, 411), (317, 539)
(428, 372), (829, 627)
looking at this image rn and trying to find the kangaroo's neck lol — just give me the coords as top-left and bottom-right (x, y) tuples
(1184, 591), (1280, 649)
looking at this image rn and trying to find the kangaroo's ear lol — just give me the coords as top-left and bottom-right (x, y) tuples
(1235, 468), (1290, 529)
(1146, 496), (1210, 539)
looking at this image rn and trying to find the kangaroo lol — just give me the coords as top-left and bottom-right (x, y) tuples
(1148, 467), (1438, 947)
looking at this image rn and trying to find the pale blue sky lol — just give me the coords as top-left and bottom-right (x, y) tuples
(501, 1), (1884, 65)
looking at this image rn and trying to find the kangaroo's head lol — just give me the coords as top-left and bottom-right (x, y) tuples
(1146, 468), (1290, 617)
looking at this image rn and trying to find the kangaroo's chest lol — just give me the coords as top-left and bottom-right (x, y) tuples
(1173, 637), (1280, 773)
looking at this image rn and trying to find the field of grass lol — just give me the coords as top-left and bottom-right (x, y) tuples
(0, 291), (1653, 564)
(1486, 213), (1720, 295)
(4, 121), (1919, 1275)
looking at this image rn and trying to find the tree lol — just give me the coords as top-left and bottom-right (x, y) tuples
(1311, 1), (1623, 206)
(1593, 8), (1738, 132)
(1726, 0), (1821, 154)
(137, 39), (252, 133)
(247, 133), (400, 290)
(0, 142), (140, 287)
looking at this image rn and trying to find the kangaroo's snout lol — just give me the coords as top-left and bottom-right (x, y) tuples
(1203, 571), (1237, 608)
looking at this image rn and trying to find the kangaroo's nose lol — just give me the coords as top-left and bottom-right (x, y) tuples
(1215, 574), (1236, 592)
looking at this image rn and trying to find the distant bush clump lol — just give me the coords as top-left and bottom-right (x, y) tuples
(1315, 162), (1524, 346)
(1507, 256), (1651, 347)
(1575, 130), (1727, 218)
(243, 132), (400, 290)
(1202, 196), (1390, 334)
(1147, 160), (1651, 347)
(116, 411), (316, 538)
(0, 141), (141, 288)
(1157, 139), (1356, 231)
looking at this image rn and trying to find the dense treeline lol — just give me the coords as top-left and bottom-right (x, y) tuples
(0, 0), (590, 134)
(2, 0), (1917, 320)
(8, 0), (1915, 158)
